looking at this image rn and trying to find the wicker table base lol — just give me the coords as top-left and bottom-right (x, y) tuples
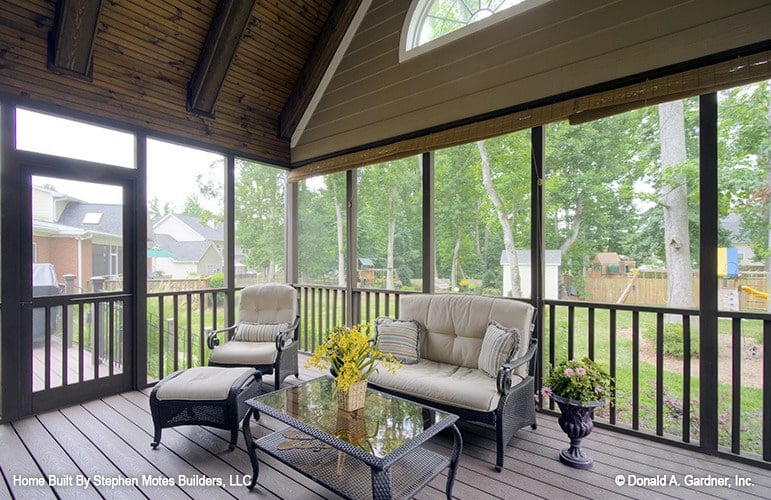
(242, 376), (462, 500)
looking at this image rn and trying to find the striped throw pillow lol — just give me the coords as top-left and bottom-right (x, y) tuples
(234, 322), (288, 342)
(478, 320), (521, 378)
(375, 317), (421, 364)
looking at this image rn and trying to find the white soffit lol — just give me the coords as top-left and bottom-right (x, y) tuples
(290, 0), (374, 149)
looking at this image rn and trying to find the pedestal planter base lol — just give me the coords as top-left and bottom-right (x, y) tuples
(552, 394), (603, 470)
(559, 443), (594, 470)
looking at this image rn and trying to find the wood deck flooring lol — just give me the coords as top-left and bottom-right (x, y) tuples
(2, 359), (771, 499)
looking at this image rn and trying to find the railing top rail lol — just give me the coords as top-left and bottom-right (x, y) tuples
(147, 288), (227, 299)
(545, 298), (699, 316)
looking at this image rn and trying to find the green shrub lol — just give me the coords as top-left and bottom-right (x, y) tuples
(209, 272), (224, 288)
(644, 322), (699, 359)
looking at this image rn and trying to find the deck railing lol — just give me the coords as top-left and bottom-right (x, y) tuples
(143, 284), (769, 466)
(146, 288), (227, 382)
(32, 294), (127, 392)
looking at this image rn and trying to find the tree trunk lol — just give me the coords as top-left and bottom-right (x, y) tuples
(334, 193), (345, 287)
(658, 101), (695, 314)
(478, 140), (521, 297)
(559, 198), (582, 255)
(451, 230), (461, 291)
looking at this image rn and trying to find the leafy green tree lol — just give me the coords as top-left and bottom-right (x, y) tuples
(148, 196), (172, 222)
(357, 157), (422, 289)
(545, 111), (648, 297)
(298, 173), (347, 285)
(234, 160), (286, 281)
(477, 131), (531, 297)
(182, 193), (218, 225)
(435, 143), (485, 291)
(716, 80), (771, 309)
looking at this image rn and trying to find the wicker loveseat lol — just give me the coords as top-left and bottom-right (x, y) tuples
(367, 293), (537, 471)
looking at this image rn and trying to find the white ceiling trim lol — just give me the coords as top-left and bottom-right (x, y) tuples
(290, 0), (374, 150)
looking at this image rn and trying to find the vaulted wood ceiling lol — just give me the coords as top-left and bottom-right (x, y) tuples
(0, 0), (356, 166)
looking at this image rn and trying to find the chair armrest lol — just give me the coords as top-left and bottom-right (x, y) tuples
(207, 325), (237, 349)
(275, 316), (300, 351)
(496, 340), (537, 395)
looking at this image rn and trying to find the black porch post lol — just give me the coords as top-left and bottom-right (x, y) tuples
(422, 152), (435, 294)
(224, 154), (236, 327)
(531, 126), (545, 391)
(699, 92), (719, 454)
(285, 177), (298, 285)
(346, 169), (358, 325)
(0, 98), (24, 421)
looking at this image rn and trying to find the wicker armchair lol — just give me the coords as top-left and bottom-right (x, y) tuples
(207, 283), (299, 391)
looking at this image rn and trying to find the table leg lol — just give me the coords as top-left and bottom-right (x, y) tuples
(241, 408), (260, 490)
(446, 424), (463, 499)
(371, 468), (392, 500)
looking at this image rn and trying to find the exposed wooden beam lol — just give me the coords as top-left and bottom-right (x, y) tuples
(48, 0), (104, 79)
(187, 0), (257, 117)
(279, 0), (364, 140)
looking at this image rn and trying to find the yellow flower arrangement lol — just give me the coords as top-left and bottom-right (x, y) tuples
(305, 323), (401, 393)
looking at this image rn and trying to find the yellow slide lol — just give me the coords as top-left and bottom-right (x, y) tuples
(740, 285), (768, 300)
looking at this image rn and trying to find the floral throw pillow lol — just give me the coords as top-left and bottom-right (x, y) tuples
(478, 320), (521, 378)
(234, 322), (288, 342)
(375, 317), (421, 364)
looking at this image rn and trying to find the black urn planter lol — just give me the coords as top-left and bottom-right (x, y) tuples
(552, 394), (604, 470)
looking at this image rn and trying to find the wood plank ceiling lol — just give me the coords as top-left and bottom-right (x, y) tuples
(0, 0), (344, 166)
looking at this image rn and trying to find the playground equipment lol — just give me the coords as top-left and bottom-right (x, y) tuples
(740, 285), (768, 300)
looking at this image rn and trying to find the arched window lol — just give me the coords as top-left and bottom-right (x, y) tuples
(401, 0), (549, 61)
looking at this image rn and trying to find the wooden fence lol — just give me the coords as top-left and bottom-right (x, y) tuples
(583, 270), (769, 311)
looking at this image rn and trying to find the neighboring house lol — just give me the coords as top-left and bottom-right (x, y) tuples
(501, 250), (561, 300)
(153, 213), (224, 249)
(721, 213), (764, 270)
(150, 234), (222, 279)
(589, 252), (636, 276)
(151, 213), (225, 279)
(32, 185), (123, 292)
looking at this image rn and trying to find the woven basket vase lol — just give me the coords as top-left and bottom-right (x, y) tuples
(336, 380), (367, 411)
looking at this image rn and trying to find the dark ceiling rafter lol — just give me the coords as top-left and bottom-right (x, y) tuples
(187, 0), (257, 118)
(279, 0), (363, 140)
(47, 0), (104, 80)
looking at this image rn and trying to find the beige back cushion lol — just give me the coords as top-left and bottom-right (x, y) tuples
(399, 294), (534, 369)
(238, 283), (297, 325)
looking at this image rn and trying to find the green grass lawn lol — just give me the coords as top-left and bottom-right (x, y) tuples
(543, 306), (764, 455)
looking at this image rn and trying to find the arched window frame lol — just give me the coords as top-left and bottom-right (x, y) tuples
(400, 0), (550, 62)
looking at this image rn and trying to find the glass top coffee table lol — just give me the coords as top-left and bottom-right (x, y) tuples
(242, 376), (462, 500)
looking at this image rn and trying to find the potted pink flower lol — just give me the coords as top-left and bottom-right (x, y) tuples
(541, 357), (613, 470)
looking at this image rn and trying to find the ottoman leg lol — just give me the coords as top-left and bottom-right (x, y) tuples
(228, 427), (238, 450)
(151, 426), (162, 449)
(150, 387), (163, 449)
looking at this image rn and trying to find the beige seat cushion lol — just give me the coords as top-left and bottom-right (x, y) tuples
(155, 366), (255, 401)
(399, 294), (534, 376)
(369, 360), (523, 413)
(209, 341), (277, 366)
(238, 283), (297, 325)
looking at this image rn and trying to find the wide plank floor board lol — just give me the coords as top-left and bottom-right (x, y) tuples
(3, 362), (769, 499)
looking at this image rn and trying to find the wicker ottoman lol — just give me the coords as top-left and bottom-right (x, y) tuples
(150, 366), (261, 450)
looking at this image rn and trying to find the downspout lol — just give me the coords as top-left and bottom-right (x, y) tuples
(77, 236), (83, 291)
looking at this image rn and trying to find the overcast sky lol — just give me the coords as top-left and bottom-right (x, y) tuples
(16, 108), (223, 209)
